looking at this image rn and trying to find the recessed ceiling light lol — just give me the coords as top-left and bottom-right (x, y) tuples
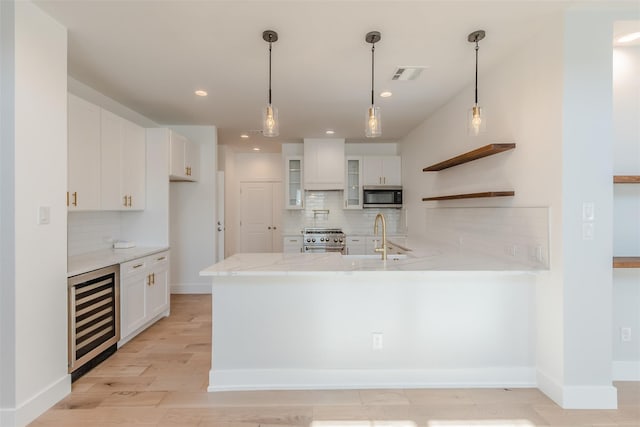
(617, 32), (640, 43)
(240, 133), (249, 139)
(380, 91), (392, 98)
(253, 147), (260, 151)
(194, 90), (208, 97)
(325, 130), (335, 135)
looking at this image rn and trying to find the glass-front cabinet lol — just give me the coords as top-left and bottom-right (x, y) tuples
(285, 156), (304, 209)
(344, 156), (363, 209)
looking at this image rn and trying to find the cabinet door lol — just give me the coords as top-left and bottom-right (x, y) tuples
(283, 236), (302, 253)
(185, 140), (200, 181)
(147, 252), (169, 319)
(285, 156), (304, 209)
(100, 109), (126, 210)
(346, 236), (366, 255)
(382, 156), (402, 186)
(120, 260), (148, 339)
(68, 94), (101, 210)
(344, 156), (363, 209)
(169, 131), (187, 179)
(363, 157), (383, 186)
(303, 139), (345, 190)
(122, 120), (146, 210)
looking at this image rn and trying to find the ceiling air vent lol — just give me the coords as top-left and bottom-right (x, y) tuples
(391, 66), (428, 81)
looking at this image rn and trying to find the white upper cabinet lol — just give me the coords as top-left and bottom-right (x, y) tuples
(285, 156), (304, 209)
(363, 155), (401, 186)
(100, 109), (146, 210)
(67, 94), (101, 210)
(344, 156), (363, 209)
(169, 130), (199, 181)
(303, 138), (345, 190)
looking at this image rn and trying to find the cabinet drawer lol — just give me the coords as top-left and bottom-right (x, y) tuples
(149, 251), (169, 269)
(121, 259), (147, 278)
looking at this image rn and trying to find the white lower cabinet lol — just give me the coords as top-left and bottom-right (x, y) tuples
(347, 235), (407, 255)
(283, 235), (303, 253)
(120, 251), (170, 343)
(346, 236), (367, 255)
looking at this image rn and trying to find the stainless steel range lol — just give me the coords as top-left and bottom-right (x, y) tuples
(303, 227), (345, 253)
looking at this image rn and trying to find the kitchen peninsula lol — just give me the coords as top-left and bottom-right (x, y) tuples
(200, 242), (546, 392)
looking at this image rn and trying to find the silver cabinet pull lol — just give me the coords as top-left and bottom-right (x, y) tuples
(132, 263), (143, 269)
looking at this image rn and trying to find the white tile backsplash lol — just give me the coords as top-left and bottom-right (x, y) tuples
(283, 190), (405, 236)
(422, 207), (550, 268)
(68, 211), (122, 256)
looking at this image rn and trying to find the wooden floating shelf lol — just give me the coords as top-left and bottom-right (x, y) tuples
(422, 191), (515, 201)
(613, 257), (640, 268)
(613, 175), (640, 184)
(423, 143), (516, 171)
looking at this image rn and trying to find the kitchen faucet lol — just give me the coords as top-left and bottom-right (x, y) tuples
(373, 213), (387, 261)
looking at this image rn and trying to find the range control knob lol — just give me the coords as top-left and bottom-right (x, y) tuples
(306, 238), (311, 242)
(339, 238), (344, 243)
(334, 238), (338, 242)
(312, 238), (316, 243)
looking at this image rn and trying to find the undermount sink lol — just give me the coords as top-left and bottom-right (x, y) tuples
(343, 254), (408, 261)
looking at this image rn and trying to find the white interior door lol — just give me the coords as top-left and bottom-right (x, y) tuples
(271, 184), (283, 252)
(240, 182), (274, 252)
(217, 171), (225, 261)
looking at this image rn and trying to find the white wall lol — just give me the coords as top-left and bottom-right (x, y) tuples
(169, 126), (217, 294)
(0, 2), (70, 426)
(612, 45), (640, 377)
(399, 6), (639, 409)
(400, 11), (564, 393)
(0, 0), (17, 417)
(210, 273), (537, 390)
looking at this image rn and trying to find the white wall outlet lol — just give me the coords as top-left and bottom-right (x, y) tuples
(372, 332), (383, 351)
(37, 206), (50, 225)
(582, 202), (595, 221)
(621, 327), (632, 342)
(582, 222), (594, 240)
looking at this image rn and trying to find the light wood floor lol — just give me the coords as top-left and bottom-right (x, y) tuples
(31, 294), (639, 426)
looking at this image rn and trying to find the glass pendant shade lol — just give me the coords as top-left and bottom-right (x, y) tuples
(262, 104), (279, 137)
(366, 105), (382, 138)
(467, 104), (485, 135)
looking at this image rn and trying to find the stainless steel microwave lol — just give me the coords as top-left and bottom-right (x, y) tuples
(362, 186), (403, 208)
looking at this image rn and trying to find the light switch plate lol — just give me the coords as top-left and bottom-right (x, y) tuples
(582, 202), (595, 221)
(38, 206), (50, 225)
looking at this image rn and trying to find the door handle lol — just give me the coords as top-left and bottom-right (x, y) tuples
(123, 195), (128, 207)
(72, 192), (78, 207)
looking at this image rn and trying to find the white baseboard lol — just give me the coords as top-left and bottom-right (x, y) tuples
(613, 360), (640, 381)
(0, 374), (70, 427)
(207, 367), (537, 392)
(537, 369), (617, 409)
(171, 283), (211, 294)
(562, 385), (618, 409)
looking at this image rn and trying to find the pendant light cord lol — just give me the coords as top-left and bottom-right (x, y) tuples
(371, 43), (375, 106)
(268, 40), (273, 105)
(474, 40), (479, 105)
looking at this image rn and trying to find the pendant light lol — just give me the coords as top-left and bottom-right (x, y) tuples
(468, 30), (486, 136)
(365, 31), (382, 138)
(262, 30), (279, 137)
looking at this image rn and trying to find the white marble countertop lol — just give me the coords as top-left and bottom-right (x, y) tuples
(68, 246), (169, 277)
(200, 239), (545, 277)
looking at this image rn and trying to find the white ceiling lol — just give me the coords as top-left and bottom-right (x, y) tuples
(35, 0), (638, 152)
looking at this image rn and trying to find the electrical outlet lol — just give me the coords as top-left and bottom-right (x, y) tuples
(621, 327), (632, 342)
(372, 332), (383, 351)
(582, 223), (594, 241)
